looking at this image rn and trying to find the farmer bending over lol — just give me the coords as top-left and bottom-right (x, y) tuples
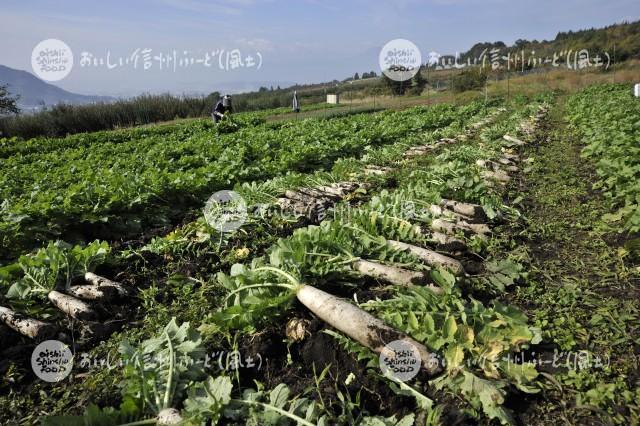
(212, 95), (233, 123)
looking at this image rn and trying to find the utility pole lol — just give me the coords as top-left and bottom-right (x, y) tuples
(484, 77), (488, 106)
(324, 86), (327, 117)
(613, 43), (616, 84)
(350, 80), (353, 112)
(426, 65), (430, 105)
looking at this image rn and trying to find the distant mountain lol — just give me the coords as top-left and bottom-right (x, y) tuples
(0, 65), (114, 110)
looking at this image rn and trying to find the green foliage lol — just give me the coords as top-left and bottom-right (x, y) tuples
(183, 376), (233, 424)
(470, 259), (527, 294)
(269, 220), (422, 277)
(205, 98), (548, 424)
(225, 382), (325, 425)
(0, 240), (109, 305)
(0, 105), (458, 260)
(362, 287), (541, 424)
(0, 84), (20, 115)
(119, 318), (207, 415)
(0, 93), (213, 139)
(566, 84), (640, 232)
(407, 68), (428, 96)
(43, 318), (343, 425)
(212, 259), (296, 333)
(24, 93), (554, 425)
(508, 97), (640, 424)
(381, 73), (412, 96)
(0, 85), (342, 140)
(460, 20), (640, 66)
(451, 68), (488, 93)
(41, 403), (141, 426)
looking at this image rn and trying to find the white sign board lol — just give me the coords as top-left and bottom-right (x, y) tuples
(635, 84), (640, 98)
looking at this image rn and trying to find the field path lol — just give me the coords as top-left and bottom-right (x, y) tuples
(506, 98), (640, 424)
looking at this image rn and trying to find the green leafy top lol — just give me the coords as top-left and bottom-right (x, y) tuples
(0, 240), (110, 305)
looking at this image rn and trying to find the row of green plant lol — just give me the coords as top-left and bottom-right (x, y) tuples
(139, 100), (495, 258)
(39, 100), (548, 425)
(566, 83), (640, 232)
(0, 101), (494, 321)
(0, 104), (472, 261)
(0, 89), (340, 140)
(0, 99), (494, 349)
(197, 104), (544, 424)
(507, 96), (640, 424)
(1, 98), (500, 424)
(0, 111), (265, 159)
(250, 102), (339, 118)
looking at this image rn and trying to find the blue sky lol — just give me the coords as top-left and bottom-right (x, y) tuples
(1, 0), (639, 96)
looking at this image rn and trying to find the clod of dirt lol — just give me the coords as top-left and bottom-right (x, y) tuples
(285, 317), (310, 342)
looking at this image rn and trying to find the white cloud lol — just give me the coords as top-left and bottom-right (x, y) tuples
(235, 37), (275, 51)
(156, 0), (275, 15)
(158, 0), (243, 15)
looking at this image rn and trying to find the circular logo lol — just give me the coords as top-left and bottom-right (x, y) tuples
(203, 190), (247, 233)
(31, 340), (74, 382)
(379, 39), (422, 82)
(379, 339), (422, 382)
(31, 39), (74, 82)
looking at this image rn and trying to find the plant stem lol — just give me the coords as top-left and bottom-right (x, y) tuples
(224, 282), (293, 303)
(232, 399), (316, 426)
(254, 266), (300, 287)
(136, 356), (156, 414)
(163, 330), (175, 410)
(118, 419), (158, 426)
(383, 372), (434, 410)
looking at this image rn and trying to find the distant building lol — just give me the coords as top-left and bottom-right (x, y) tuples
(327, 94), (339, 104)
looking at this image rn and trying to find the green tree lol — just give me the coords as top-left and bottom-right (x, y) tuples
(0, 84), (20, 115)
(206, 91), (221, 102)
(407, 67), (427, 95)
(381, 73), (407, 95)
(354, 72), (360, 80)
(451, 68), (487, 93)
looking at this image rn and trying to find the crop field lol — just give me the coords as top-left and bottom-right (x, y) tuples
(0, 84), (639, 426)
(0, 104), (464, 261)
